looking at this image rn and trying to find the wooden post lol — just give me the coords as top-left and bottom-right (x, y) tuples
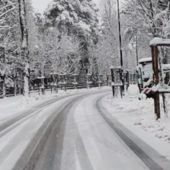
(56, 74), (58, 93)
(2, 47), (6, 98)
(64, 75), (67, 92)
(151, 46), (160, 119)
(14, 67), (17, 96)
(126, 71), (130, 90)
(51, 74), (53, 94)
(120, 69), (123, 98)
(111, 69), (115, 97)
(107, 75), (109, 86)
(98, 75), (101, 89)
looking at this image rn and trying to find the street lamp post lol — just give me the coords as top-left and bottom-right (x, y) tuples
(135, 0), (139, 66)
(116, 0), (124, 98)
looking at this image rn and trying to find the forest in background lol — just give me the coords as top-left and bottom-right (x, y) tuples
(0, 0), (170, 97)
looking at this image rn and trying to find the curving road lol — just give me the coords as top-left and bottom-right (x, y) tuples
(0, 90), (170, 170)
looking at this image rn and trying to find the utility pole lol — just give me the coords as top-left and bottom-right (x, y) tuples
(116, 0), (123, 67)
(116, 0), (124, 97)
(136, 33), (139, 65)
(135, 0), (139, 66)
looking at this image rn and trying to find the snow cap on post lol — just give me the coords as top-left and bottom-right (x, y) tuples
(110, 66), (122, 70)
(150, 37), (170, 47)
(139, 57), (152, 63)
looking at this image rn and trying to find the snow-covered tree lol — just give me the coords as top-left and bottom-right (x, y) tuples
(100, 0), (120, 66)
(17, 0), (28, 96)
(51, 33), (81, 75)
(26, 0), (38, 60)
(44, 0), (100, 82)
(30, 21), (82, 81)
(122, 0), (170, 69)
(122, 0), (170, 40)
(44, 0), (100, 43)
(0, 0), (21, 97)
(87, 0), (120, 77)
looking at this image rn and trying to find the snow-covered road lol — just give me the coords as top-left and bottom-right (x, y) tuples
(0, 90), (170, 170)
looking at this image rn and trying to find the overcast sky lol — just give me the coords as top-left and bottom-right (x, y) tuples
(32, 0), (100, 14)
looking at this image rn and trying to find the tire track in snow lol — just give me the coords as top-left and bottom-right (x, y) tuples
(0, 97), (61, 135)
(0, 93), (89, 138)
(96, 95), (170, 170)
(12, 91), (109, 170)
(59, 100), (94, 170)
(0, 90), (110, 137)
(12, 96), (80, 170)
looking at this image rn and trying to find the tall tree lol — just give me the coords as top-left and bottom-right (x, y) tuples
(18, 0), (29, 96)
(100, 0), (120, 67)
(44, 0), (100, 82)
(0, 0), (21, 97)
(122, 0), (170, 69)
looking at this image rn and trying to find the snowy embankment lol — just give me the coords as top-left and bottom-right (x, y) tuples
(102, 94), (170, 159)
(0, 87), (109, 121)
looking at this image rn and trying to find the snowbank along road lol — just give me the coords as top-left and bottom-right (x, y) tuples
(0, 90), (170, 170)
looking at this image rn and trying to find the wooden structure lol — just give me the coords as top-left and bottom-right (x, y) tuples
(110, 66), (124, 98)
(58, 74), (67, 91)
(106, 74), (112, 86)
(129, 73), (138, 84)
(97, 74), (103, 88)
(150, 37), (170, 119)
(123, 70), (129, 90)
(136, 57), (152, 90)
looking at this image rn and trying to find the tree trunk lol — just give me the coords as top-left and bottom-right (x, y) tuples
(14, 78), (17, 96)
(18, 0), (29, 96)
(162, 93), (168, 118)
(2, 76), (6, 98)
(40, 65), (45, 95)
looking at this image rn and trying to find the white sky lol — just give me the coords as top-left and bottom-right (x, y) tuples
(32, 0), (100, 14)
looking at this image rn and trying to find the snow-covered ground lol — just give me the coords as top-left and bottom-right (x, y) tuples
(0, 87), (109, 121)
(1, 88), (170, 169)
(73, 93), (151, 170)
(102, 93), (170, 160)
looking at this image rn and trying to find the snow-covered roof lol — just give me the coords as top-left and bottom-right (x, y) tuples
(150, 37), (170, 46)
(139, 57), (152, 63)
